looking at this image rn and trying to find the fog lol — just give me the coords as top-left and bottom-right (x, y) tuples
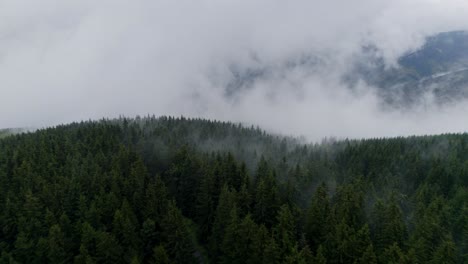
(2, 0), (468, 140)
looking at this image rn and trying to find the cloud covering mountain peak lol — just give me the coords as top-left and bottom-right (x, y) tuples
(2, 0), (468, 140)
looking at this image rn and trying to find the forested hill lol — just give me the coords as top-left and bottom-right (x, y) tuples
(0, 129), (22, 139)
(0, 116), (466, 263)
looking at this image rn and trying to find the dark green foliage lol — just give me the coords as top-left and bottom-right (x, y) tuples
(357, 244), (378, 264)
(274, 204), (297, 260)
(152, 245), (170, 264)
(371, 198), (407, 254)
(253, 158), (280, 227)
(166, 146), (201, 218)
(161, 201), (196, 263)
(209, 185), (237, 261)
(431, 238), (457, 264)
(95, 232), (122, 263)
(220, 213), (267, 264)
(46, 224), (68, 263)
(305, 182), (331, 252)
(313, 245), (327, 264)
(379, 242), (406, 264)
(0, 116), (466, 263)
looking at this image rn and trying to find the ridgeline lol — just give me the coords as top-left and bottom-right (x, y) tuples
(0, 116), (466, 263)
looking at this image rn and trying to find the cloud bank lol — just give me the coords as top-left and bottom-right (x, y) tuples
(2, 0), (468, 140)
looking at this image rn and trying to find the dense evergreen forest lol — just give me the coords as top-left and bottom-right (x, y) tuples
(0, 116), (466, 263)
(0, 130), (15, 139)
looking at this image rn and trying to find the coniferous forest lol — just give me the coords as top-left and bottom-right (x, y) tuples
(0, 116), (466, 263)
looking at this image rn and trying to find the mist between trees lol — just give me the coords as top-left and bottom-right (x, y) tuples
(0, 116), (466, 263)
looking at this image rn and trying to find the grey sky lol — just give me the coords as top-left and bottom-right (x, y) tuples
(2, 0), (468, 140)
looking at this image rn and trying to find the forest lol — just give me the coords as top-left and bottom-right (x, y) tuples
(0, 116), (466, 263)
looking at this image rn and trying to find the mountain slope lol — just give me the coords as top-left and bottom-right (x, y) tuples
(0, 116), (466, 263)
(353, 31), (468, 108)
(0, 128), (24, 139)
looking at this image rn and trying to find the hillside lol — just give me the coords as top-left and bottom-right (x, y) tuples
(0, 116), (466, 263)
(0, 129), (23, 139)
(0, 131), (9, 139)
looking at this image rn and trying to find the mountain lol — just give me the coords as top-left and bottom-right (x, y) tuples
(352, 31), (468, 108)
(0, 116), (466, 263)
(218, 31), (468, 110)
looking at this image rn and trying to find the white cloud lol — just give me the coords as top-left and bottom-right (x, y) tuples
(1, 0), (468, 140)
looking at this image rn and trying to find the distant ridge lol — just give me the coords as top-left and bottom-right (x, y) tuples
(0, 128), (27, 138)
(350, 30), (468, 108)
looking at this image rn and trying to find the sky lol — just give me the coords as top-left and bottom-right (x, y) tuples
(2, 0), (468, 140)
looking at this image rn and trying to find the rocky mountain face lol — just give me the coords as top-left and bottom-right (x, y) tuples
(352, 31), (468, 108)
(218, 31), (468, 110)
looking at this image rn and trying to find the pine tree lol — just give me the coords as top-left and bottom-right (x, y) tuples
(262, 236), (281, 264)
(223, 153), (241, 191)
(371, 199), (387, 252)
(298, 245), (314, 264)
(274, 204), (296, 260)
(140, 219), (158, 262)
(410, 196), (448, 263)
(430, 237), (457, 264)
(209, 185), (237, 260)
(75, 222), (96, 263)
(356, 244), (377, 264)
(327, 220), (372, 263)
(46, 225), (67, 263)
(143, 175), (169, 221)
(379, 242), (405, 264)
(253, 168), (279, 227)
(332, 182), (365, 230)
(152, 245), (170, 264)
(305, 182), (331, 252)
(195, 168), (216, 242)
(313, 245), (327, 264)
(161, 201), (196, 263)
(112, 200), (139, 261)
(166, 146), (201, 218)
(220, 207), (242, 263)
(283, 245), (307, 264)
(372, 198), (407, 254)
(58, 213), (74, 261)
(234, 215), (265, 264)
(94, 232), (122, 264)
(237, 183), (251, 217)
(0, 251), (19, 264)
(128, 158), (148, 217)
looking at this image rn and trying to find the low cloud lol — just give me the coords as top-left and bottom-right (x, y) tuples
(2, 0), (468, 140)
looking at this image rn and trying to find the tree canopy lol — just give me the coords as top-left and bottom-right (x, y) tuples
(0, 116), (466, 263)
